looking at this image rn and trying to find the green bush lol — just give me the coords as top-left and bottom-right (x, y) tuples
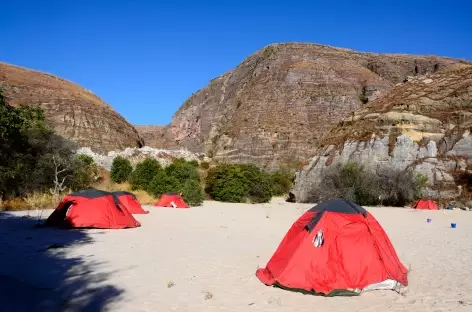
(307, 162), (428, 206)
(181, 179), (205, 206)
(269, 168), (294, 196)
(0, 88), (86, 199)
(165, 159), (199, 181)
(71, 154), (99, 190)
(148, 171), (182, 197)
(0, 88), (109, 201)
(247, 173), (272, 203)
(205, 164), (272, 203)
(110, 156), (132, 183)
(129, 158), (162, 191)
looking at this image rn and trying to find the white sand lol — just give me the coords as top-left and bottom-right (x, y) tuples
(1, 199), (471, 311)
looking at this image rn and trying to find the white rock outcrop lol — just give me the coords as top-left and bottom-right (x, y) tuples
(76, 146), (208, 171)
(291, 134), (470, 202)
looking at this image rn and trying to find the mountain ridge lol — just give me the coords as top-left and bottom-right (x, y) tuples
(291, 65), (472, 202)
(0, 62), (144, 153)
(142, 42), (471, 168)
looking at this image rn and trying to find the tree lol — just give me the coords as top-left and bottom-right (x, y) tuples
(110, 156), (132, 183)
(0, 89), (50, 198)
(165, 159), (199, 181)
(148, 171), (182, 197)
(205, 164), (272, 203)
(129, 158), (162, 191)
(181, 179), (205, 206)
(71, 154), (99, 191)
(269, 168), (294, 196)
(0, 88), (100, 203)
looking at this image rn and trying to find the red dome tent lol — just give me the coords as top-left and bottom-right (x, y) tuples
(412, 199), (439, 210)
(113, 191), (149, 214)
(45, 189), (141, 229)
(154, 193), (189, 208)
(256, 199), (408, 296)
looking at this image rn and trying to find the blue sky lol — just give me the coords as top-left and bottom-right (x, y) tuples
(1, 0), (471, 125)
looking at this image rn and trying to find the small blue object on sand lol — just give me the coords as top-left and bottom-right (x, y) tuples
(451, 223), (457, 228)
(427, 218), (432, 223)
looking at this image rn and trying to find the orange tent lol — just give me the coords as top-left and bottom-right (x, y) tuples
(154, 193), (189, 208)
(412, 199), (439, 210)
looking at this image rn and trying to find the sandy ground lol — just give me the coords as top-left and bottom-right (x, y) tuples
(1, 198), (471, 312)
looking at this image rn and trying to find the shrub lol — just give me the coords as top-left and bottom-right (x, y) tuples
(205, 164), (272, 203)
(247, 173), (272, 203)
(110, 156), (132, 183)
(181, 179), (205, 206)
(148, 171), (182, 197)
(307, 162), (427, 206)
(71, 154), (99, 191)
(0, 89), (86, 199)
(269, 168), (294, 196)
(129, 158), (162, 191)
(165, 159), (199, 181)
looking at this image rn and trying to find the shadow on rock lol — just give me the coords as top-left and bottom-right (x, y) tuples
(0, 212), (124, 311)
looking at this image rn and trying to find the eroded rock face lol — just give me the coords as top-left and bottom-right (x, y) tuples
(291, 66), (472, 202)
(156, 43), (470, 169)
(135, 125), (167, 148)
(0, 62), (144, 153)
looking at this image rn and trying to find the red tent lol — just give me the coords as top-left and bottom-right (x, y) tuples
(412, 199), (439, 210)
(256, 199), (408, 296)
(113, 191), (149, 214)
(45, 189), (141, 229)
(154, 193), (189, 208)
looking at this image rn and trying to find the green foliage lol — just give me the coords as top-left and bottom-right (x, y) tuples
(165, 159), (199, 181)
(148, 171), (182, 197)
(71, 154), (99, 191)
(128, 157), (205, 206)
(129, 158), (162, 191)
(110, 156), (133, 183)
(205, 164), (272, 203)
(307, 162), (427, 206)
(0, 88), (97, 200)
(415, 173), (428, 189)
(163, 158), (203, 205)
(181, 179), (204, 206)
(269, 168), (294, 196)
(76, 154), (94, 166)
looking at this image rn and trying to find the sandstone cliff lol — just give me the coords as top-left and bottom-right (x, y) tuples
(0, 62), (144, 153)
(291, 66), (472, 203)
(135, 125), (167, 148)
(156, 43), (470, 169)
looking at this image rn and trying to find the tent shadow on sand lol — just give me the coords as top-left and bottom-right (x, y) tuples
(0, 212), (124, 312)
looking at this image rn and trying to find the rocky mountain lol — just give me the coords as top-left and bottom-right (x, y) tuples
(135, 125), (167, 148)
(291, 66), (472, 203)
(0, 62), (144, 153)
(154, 43), (470, 169)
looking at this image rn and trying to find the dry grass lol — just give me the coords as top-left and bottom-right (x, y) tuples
(0, 192), (65, 211)
(94, 181), (157, 205)
(0, 180), (157, 211)
(1, 197), (30, 211)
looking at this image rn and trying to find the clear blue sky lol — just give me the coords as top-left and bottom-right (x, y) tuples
(1, 0), (471, 125)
